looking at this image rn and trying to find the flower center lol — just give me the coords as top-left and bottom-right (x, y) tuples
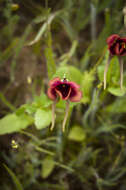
(56, 83), (71, 99)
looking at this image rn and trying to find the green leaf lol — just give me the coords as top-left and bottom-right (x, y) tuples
(41, 157), (55, 178)
(81, 71), (95, 103)
(16, 104), (37, 115)
(108, 56), (120, 84)
(108, 87), (126, 96)
(16, 105), (27, 115)
(105, 97), (126, 113)
(0, 114), (33, 135)
(68, 126), (86, 142)
(33, 94), (52, 108)
(34, 109), (52, 129)
(3, 164), (23, 190)
(16, 95), (52, 116)
(53, 65), (83, 85)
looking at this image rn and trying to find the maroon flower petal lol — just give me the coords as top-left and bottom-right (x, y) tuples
(107, 34), (121, 55)
(48, 78), (82, 102)
(69, 90), (82, 102)
(49, 77), (62, 87)
(109, 46), (116, 55)
(119, 45), (125, 55)
(66, 81), (82, 102)
(68, 82), (80, 90)
(47, 87), (57, 100)
(114, 42), (126, 56)
(107, 34), (120, 46)
(120, 49), (126, 56)
(107, 34), (126, 56)
(66, 82), (82, 102)
(48, 77), (62, 100)
(115, 43), (120, 55)
(120, 42), (126, 56)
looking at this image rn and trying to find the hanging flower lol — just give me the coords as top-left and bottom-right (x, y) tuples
(107, 34), (126, 56)
(47, 77), (82, 131)
(104, 34), (126, 90)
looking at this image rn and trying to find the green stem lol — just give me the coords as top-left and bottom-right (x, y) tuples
(50, 100), (57, 131)
(119, 57), (123, 90)
(62, 100), (70, 132)
(104, 55), (111, 89)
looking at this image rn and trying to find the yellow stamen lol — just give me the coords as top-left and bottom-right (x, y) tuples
(11, 140), (18, 149)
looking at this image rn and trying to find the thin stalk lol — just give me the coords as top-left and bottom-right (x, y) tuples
(104, 55), (111, 89)
(35, 146), (55, 156)
(62, 100), (70, 132)
(20, 130), (39, 143)
(119, 57), (123, 90)
(0, 92), (15, 111)
(54, 161), (74, 172)
(50, 100), (57, 131)
(90, 3), (96, 42)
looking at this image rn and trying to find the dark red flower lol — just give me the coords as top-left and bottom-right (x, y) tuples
(48, 77), (82, 102)
(47, 77), (82, 131)
(107, 34), (126, 56)
(104, 34), (126, 90)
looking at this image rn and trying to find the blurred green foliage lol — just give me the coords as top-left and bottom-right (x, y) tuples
(0, 0), (126, 190)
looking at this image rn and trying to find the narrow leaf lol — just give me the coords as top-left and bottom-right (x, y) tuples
(3, 164), (23, 190)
